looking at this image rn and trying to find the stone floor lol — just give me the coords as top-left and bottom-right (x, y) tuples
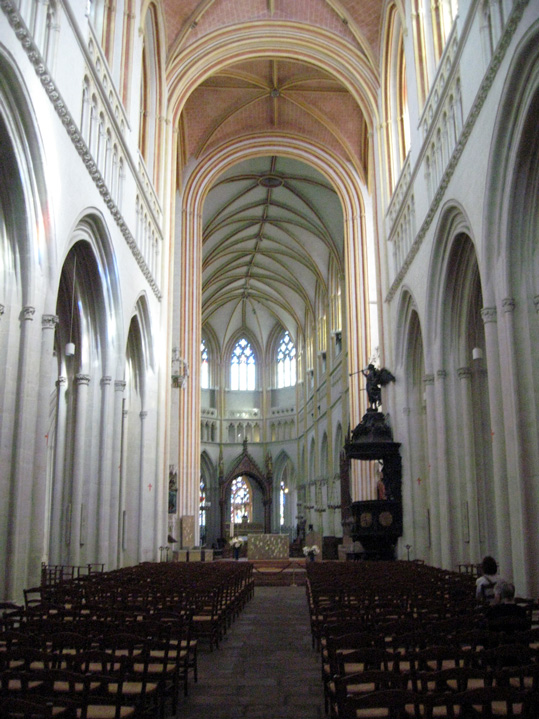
(174, 585), (325, 718)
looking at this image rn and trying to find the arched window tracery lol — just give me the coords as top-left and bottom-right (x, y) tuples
(230, 338), (256, 391)
(277, 331), (296, 388)
(230, 476), (252, 523)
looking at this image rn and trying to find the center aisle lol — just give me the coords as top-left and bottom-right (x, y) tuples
(176, 585), (325, 719)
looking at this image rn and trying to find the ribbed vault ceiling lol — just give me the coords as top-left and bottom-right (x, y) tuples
(202, 155), (343, 350)
(166, 0), (382, 354)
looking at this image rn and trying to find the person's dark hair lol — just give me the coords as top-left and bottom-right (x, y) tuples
(481, 556), (497, 575)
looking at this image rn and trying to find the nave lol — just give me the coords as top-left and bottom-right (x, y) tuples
(177, 584), (324, 719)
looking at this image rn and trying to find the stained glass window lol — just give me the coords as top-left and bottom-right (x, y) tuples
(199, 478), (207, 545)
(231, 338), (255, 390)
(277, 331), (296, 388)
(230, 476), (252, 523)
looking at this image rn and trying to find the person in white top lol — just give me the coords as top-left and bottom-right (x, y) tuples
(475, 555), (501, 604)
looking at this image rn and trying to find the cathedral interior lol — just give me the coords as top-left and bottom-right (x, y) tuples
(1, 0), (539, 603)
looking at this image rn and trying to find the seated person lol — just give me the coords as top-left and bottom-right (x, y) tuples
(475, 556), (501, 604)
(485, 581), (531, 633)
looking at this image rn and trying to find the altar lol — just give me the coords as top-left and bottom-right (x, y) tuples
(247, 534), (289, 560)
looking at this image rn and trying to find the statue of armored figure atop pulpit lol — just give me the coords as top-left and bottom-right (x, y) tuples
(361, 364), (396, 410)
(342, 363), (402, 559)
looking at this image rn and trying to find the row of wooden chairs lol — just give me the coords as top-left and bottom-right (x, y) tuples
(1, 562), (255, 717)
(306, 562), (539, 718)
(337, 685), (539, 719)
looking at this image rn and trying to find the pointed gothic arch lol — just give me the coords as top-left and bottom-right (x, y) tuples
(220, 443), (272, 537)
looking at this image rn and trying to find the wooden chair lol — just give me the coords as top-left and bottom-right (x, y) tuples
(0, 695), (76, 718)
(0, 668), (46, 696)
(336, 646), (397, 678)
(151, 610), (197, 687)
(332, 670), (408, 719)
(340, 688), (422, 719)
(493, 662), (539, 691)
(323, 633), (386, 713)
(42, 668), (138, 719)
(477, 643), (534, 671)
(450, 686), (526, 719)
(191, 589), (223, 651)
(416, 666), (492, 694)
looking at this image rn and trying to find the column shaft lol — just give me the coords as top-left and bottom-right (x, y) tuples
(457, 367), (480, 561)
(482, 307), (512, 577)
(70, 374), (91, 566)
(28, 314), (58, 583)
(5, 306), (38, 600)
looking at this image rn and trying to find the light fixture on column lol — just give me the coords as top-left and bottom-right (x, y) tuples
(66, 255), (76, 357)
(472, 347), (483, 360)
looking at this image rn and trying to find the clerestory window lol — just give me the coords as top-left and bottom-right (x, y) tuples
(277, 331), (296, 388)
(231, 338), (255, 390)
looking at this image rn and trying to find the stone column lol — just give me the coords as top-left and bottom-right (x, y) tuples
(28, 314), (59, 583)
(50, 376), (67, 565)
(96, 376), (113, 565)
(109, 380), (125, 569)
(481, 306), (511, 576)
(401, 406), (416, 554)
(423, 374), (440, 565)
(69, 374), (91, 566)
(457, 366), (480, 561)
(501, 298), (528, 587)
(138, 410), (148, 563)
(434, 369), (452, 568)
(5, 306), (38, 600)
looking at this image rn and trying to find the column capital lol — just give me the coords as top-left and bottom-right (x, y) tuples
(75, 374), (91, 386)
(481, 307), (497, 324)
(100, 376), (112, 387)
(139, 410), (148, 420)
(42, 314), (59, 329)
(534, 296), (539, 314)
(0, 303), (5, 319)
(457, 367), (472, 380)
(22, 306), (36, 320)
(502, 297), (515, 313)
(423, 374), (435, 385)
(436, 369), (447, 380)
(114, 380), (126, 392)
(56, 376), (67, 387)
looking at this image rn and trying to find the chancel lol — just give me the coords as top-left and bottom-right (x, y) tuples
(1, 0), (539, 606)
